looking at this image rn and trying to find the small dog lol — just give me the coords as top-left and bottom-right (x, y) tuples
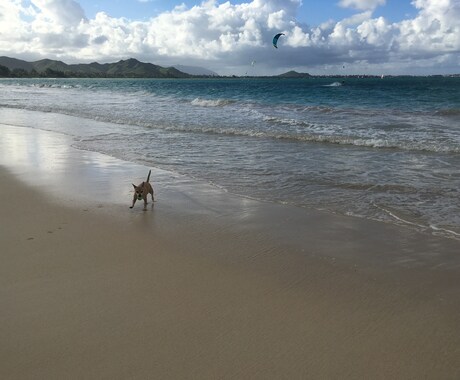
(130, 170), (154, 210)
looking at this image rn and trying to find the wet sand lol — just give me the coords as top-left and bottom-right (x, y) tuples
(1, 124), (460, 379)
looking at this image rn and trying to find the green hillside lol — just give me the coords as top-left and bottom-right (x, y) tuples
(0, 56), (191, 78)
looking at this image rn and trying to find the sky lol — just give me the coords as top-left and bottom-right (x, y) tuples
(0, 0), (459, 75)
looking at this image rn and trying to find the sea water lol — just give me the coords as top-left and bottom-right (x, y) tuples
(0, 76), (459, 239)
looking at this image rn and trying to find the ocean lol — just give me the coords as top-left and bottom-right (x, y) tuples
(1, 76), (459, 239)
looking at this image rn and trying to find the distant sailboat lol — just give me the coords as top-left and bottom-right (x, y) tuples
(381, 74), (385, 79)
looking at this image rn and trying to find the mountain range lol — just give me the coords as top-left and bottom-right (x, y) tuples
(0, 57), (194, 78)
(0, 56), (313, 79)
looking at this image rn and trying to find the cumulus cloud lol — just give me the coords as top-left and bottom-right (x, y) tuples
(397, 0), (460, 55)
(0, 1), (35, 55)
(0, 0), (459, 75)
(31, 0), (87, 26)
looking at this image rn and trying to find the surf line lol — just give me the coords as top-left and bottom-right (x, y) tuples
(372, 202), (460, 240)
(371, 202), (427, 229)
(429, 225), (460, 239)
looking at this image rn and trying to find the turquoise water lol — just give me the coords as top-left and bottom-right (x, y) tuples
(1, 77), (459, 239)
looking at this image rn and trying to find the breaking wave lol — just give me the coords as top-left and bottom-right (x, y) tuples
(191, 97), (235, 107)
(323, 81), (344, 87)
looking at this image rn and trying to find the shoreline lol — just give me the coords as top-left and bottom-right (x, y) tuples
(1, 123), (460, 378)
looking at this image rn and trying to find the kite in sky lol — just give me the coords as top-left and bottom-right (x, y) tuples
(272, 33), (285, 49)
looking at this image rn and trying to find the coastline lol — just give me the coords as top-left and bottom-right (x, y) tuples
(1, 124), (460, 378)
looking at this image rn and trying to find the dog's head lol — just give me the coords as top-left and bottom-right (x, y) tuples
(132, 182), (145, 200)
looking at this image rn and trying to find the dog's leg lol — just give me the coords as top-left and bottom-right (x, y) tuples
(143, 195), (148, 211)
(130, 195), (137, 209)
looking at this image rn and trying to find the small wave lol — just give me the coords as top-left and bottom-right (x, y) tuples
(142, 122), (459, 153)
(323, 82), (344, 87)
(191, 98), (235, 107)
(303, 105), (335, 113)
(294, 135), (460, 153)
(30, 83), (80, 89)
(263, 115), (315, 128)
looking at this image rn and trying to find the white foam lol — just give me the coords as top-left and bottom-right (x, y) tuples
(323, 82), (343, 87)
(191, 98), (233, 107)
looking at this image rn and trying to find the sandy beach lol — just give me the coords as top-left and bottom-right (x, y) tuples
(1, 124), (460, 379)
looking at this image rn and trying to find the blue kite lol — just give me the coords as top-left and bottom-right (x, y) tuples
(272, 33), (285, 49)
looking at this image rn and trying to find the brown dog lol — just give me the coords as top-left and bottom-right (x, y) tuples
(130, 170), (154, 210)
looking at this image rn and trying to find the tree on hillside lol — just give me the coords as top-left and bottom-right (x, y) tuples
(11, 68), (28, 77)
(0, 65), (11, 77)
(44, 68), (66, 77)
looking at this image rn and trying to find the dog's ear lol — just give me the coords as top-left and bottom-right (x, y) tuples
(132, 184), (137, 189)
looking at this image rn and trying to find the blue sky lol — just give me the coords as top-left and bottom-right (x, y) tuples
(1, 0), (459, 75)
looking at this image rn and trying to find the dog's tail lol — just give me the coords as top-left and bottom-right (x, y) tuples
(146, 169), (151, 183)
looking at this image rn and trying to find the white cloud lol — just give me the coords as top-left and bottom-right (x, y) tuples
(0, 0), (459, 75)
(31, 0), (86, 26)
(338, 0), (386, 11)
(0, 1), (36, 54)
(397, 0), (460, 54)
(357, 17), (393, 46)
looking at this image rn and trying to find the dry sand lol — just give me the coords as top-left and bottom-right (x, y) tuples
(1, 125), (460, 379)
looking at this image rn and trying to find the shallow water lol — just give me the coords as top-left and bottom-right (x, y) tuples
(1, 77), (459, 239)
